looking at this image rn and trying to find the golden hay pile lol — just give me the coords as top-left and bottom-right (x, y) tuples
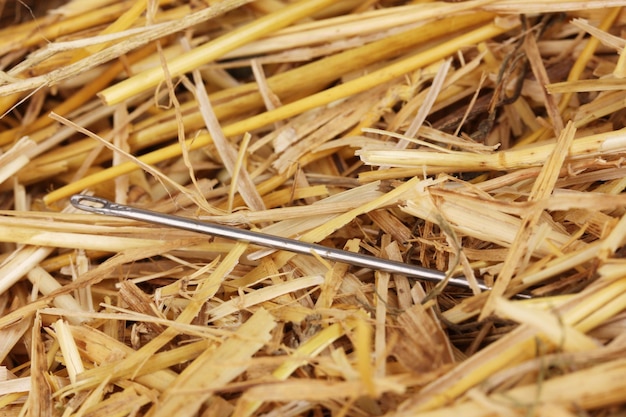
(3, 0), (626, 415)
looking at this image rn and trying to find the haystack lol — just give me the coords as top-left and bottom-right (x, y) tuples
(2, 1), (626, 416)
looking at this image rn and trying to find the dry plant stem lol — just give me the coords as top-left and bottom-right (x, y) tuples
(52, 319), (84, 385)
(191, 66), (265, 211)
(0, 221), (170, 250)
(196, 18), (515, 134)
(27, 267), (85, 325)
(0, 3), (134, 117)
(354, 316), (377, 397)
(33, 11), (491, 190)
(27, 313), (53, 416)
(494, 297), (598, 352)
(77, 0), (151, 58)
(399, 58), (453, 149)
(76, 386), (151, 417)
(99, 0), (339, 105)
(523, 29), (563, 136)
(481, 122), (576, 318)
(481, 1), (626, 13)
(146, 308), (276, 417)
(233, 321), (354, 417)
(59, 303), (218, 338)
(70, 243), (248, 392)
(558, 7), (622, 113)
(549, 78), (626, 93)
(126, 11), (493, 149)
(44, 17), (514, 205)
(47, 112), (223, 215)
(206, 276), (324, 322)
(113, 104), (131, 204)
(403, 357), (626, 417)
(442, 248), (599, 325)
(358, 125), (626, 172)
(226, 0), (498, 59)
(429, 219), (626, 397)
(0, 0), (251, 97)
(0, 44), (156, 147)
(0, 375), (31, 398)
(229, 132), (253, 212)
(156, 40), (206, 209)
(0, 314), (31, 363)
(407, 282), (625, 413)
(0, 137), (34, 185)
(0, 246), (53, 296)
(66, 325), (179, 392)
(0, 0), (142, 54)
(516, 7), (622, 147)
(375, 268), (390, 379)
(569, 17), (626, 52)
(0, 238), (198, 332)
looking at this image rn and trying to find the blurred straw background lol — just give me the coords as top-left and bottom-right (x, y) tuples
(3, 0), (626, 415)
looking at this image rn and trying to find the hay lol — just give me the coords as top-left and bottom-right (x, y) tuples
(2, 0), (626, 416)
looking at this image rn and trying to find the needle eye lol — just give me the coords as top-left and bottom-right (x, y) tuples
(70, 195), (111, 214)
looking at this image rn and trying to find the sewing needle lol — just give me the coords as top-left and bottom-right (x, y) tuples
(71, 194), (488, 292)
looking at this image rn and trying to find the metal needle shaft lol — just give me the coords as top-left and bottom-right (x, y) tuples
(70, 194), (485, 291)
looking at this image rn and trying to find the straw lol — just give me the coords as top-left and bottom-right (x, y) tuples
(44, 14), (511, 204)
(99, 0), (338, 105)
(3, 1), (626, 415)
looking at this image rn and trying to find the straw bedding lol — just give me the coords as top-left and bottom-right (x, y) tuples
(2, 0), (626, 415)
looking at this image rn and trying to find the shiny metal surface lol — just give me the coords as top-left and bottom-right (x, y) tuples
(71, 194), (491, 292)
